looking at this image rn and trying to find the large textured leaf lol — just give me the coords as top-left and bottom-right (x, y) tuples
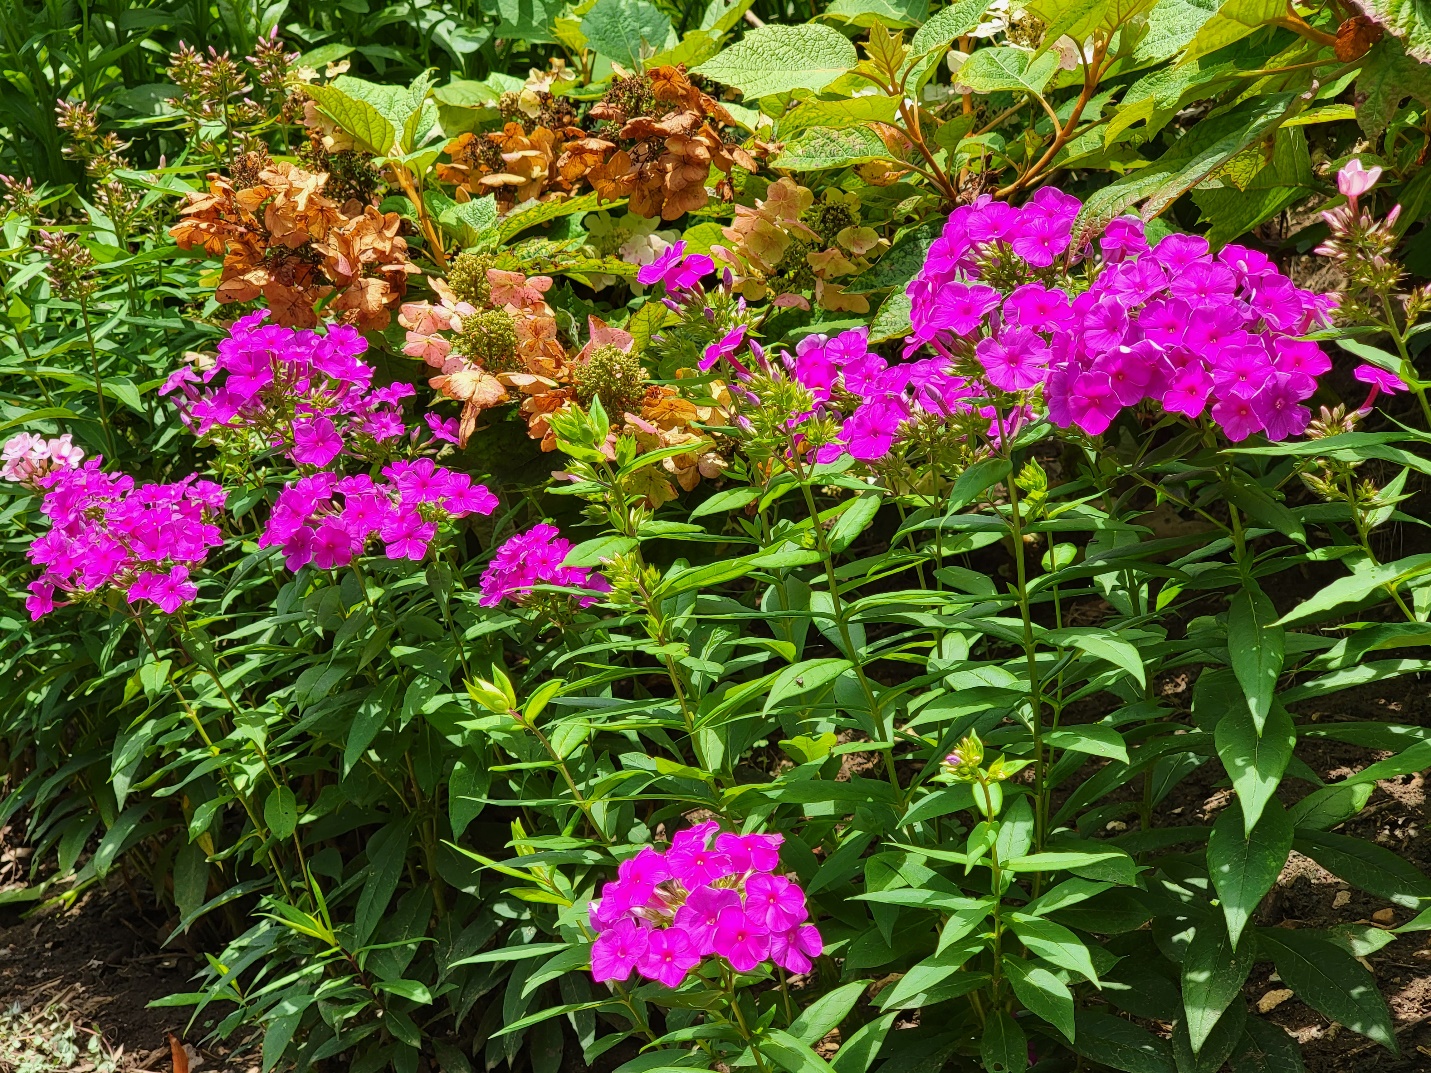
(825, 0), (930, 27)
(1208, 797), (1291, 949)
(1355, 0), (1431, 62)
(779, 95), (901, 137)
(1179, 0), (1282, 64)
(909, 0), (996, 54)
(304, 81), (398, 156)
(693, 25), (858, 99)
(772, 126), (893, 170)
(580, 0), (674, 67)
(1257, 930), (1396, 1049)
(1354, 36), (1431, 138)
(953, 46), (1060, 96)
(1078, 91), (1300, 228)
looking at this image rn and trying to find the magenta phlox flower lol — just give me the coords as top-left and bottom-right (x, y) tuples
(24, 466), (225, 619)
(1354, 363), (1407, 394)
(637, 240), (714, 292)
(977, 329), (1050, 392)
(1251, 372), (1311, 441)
(1068, 371), (1121, 436)
(702, 324), (749, 374)
(1211, 390), (1264, 441)
(260, 464), (494, 571)
(842, 396), (909, 461)
(1082, 297), (1130, 352)
(164, 311), (439, 468)
(745, 874), (807, 932)
(591, 918), (649, 983)
(639, 927), (702, 987)
(1152, 233), (1211, 271)
(478, 523), (610, 608)
(1099, 216), (1148, 262)
(1162, 364), (1214, 418)
(587, 827), (815, 987)
(1209, 343), (1273, 396)
(770, 924), (824, 975)
(931, 282), (1002, 337)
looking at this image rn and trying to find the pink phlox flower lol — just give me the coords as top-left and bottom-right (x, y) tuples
(1211, 390), (1263, 442)
(977, 328), (1050, 392)
(1162, 364), (1214, 418)
(931, 282), (1002, 337)
(701, 324), (748, 373)
(1354, 363), (1407, 394)
(1251, 372), (1311, 441)
(291, 416), (344, 467)
(1337, 158), (1381, 200)
(770, 923), (824, 975)
(1082, 297), (1130, 352)
(1099, 216), (1148, 262)
(591, 917), (649, 983)
(638, 927), (701, 987)
(637, 240), (714, 291)
(1067, 370), (1121, 436)
(1210, 343), (1273, 395)
(745, 874), (808, 932)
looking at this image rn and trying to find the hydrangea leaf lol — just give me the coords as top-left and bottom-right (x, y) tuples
(693, 24), (858, 99)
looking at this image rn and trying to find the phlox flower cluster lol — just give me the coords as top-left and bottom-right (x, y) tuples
(259, 459), (497, 570)
(786, 326), (1020, 462)
(2, 432), (84, 488)
(24, 461), (225, 619)
(162, 309), (419, 467)
(478, 524), (610, 608)
(907, 192), (1337, 441)
(589, 824), (822, 988)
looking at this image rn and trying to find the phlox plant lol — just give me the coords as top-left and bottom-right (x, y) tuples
(5, 37), (1431, 1073)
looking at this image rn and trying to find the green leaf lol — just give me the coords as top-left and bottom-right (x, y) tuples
(789, 981), (867, 1045)
(1045, 724), (1129, 763)
(563, 534), (638, 568)
(1181, 918), (1255, 1056)
(1228, 1018), (1305, 1073)
(1004, 954), (1075, 1040)
(581, 0), (674, 67)
(1078, 91), (1300, 228)
(1278, 554), (1431, 626)
(909, 0), (995, 54)
(356, 822), (409, 944)
(693, 25), (858, 99)
(952, 45), (1059, 96)
(763, 1028), (840, 1073)
(1067, 1012), (1176, 1073)
(825, 0), (929, 28)
(780, 95), (901, 137)
(172, 841), (209, 925)
(436, 193), (500, 248)
(981, 1010), (1027, 1073)
(1294, 828), (1431, 908)
(764, 658), (852, 712)
(264, 786), (299, 841)
(1214, 701), (1294, 834)
(1179, 0), (1281, 65)
(1045, 627), (1146, 688)
(830, 1013), (896, 1073)
(1028, 0), (1158, 48)
(1208, 797), (1291, 949)
(1226, 583), (1283, 732)
(495, 0), (567, 42)
(346, 679), (399, 776)
(1008, 913), (1100, 983)
(772, 126), (893, 170)
(1256, 930), (1396, 1049)
(374, 978), (434, 1004)
(827, 494), (883, 553)
(877, 941), (988, 1009)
